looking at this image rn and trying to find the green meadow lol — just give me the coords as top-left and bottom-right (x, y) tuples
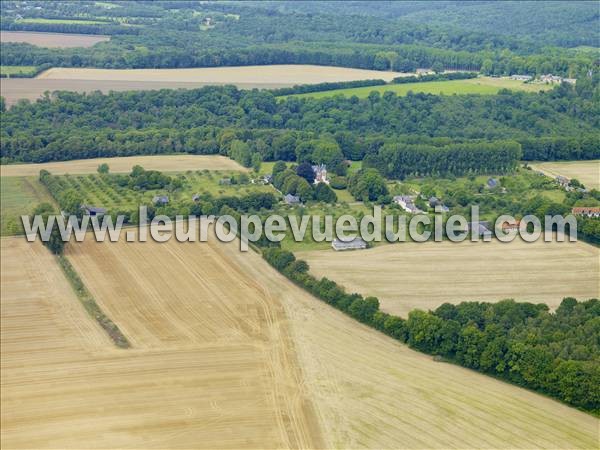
(283, 77), (549, 99)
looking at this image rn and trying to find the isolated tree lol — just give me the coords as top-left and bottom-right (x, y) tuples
(296, 162), (315, 184)
(314, 183), (337, 203)
(272, 160), (287, 177)
(97, 163), (109, 174)
(432, 61), (445, 74)
(251, 153), (262, 173)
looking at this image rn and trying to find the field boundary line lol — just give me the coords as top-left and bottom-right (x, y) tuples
(56, 253), (130, 348)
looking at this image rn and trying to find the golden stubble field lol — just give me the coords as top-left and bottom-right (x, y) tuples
(37, 65), (404, 83)
(1, 234), (597, 449)
(1, 64), (407, 106)
(299, 238), (600, 317)
(531, 160), (600, 190)
(0, 154), (246, 177)
(0, 31), (109, 48)
(1, 236), (323, 449)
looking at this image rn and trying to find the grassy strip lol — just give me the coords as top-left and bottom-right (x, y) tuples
(56, 254), (130, 348)
(0, 63), (52, 78)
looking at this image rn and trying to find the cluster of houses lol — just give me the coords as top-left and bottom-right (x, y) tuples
(539, 74), (576, 84)
(393, 195), (424, 214)
(555, 175), (587, 193)
(510, 74), (576, 84)
(393, 194), (450, 214)
(572, 207), (600, 218)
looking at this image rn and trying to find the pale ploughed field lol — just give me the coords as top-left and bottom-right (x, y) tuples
(0, 155), (246, 177)
(531, 160), (600, 190)
(299, 238), (600, 317)
(0, 31), (109, 48)
(1, 234), (597, 449)
(1, 65), (405, 107)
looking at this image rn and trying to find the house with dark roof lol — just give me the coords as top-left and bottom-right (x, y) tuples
(332, 237), (367, 251)
(428, 196), (440, 207)
(152, 195), (169, 206)
(284, 194), (301, 205)
(486, 178), (499, 189)
(81, 205), (107, 217)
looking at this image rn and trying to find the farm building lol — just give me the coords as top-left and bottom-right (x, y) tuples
(284, 194), (301, 205)
(429, 196), (449, 212)
(571, 207), (600, 218)
(556, 175), (570, 188)
(332, 237), (368, 251)
(153, 195), (169, 205)
(393, 195), (424, 214)
(510, 75), (532, 81)
(500, 220), (521, 231)
(81, 205), (107, 216)
(540, 74), (564, 83)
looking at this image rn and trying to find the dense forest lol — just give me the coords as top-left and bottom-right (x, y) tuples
(2, 78), (598, 175)
(1, 1), (597, 75)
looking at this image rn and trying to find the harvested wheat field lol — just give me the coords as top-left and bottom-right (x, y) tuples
(299, 238), (600, 317)
(2, 236), (597, 448)
(531, 160), (600, 190)
(1, 65), (405, 106)
(37, 65), (404, 83)
(0, 155), (246, 177)
(1, 31), (109, 48)
(1, 235), (323, 449)
(0, 79), (287, 107)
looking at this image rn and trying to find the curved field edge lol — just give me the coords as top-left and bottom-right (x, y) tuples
(2, 235), (597, 448)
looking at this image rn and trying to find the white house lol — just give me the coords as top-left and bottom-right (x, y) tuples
(312, 164), (329, 185)
(393, 195), (424, 214)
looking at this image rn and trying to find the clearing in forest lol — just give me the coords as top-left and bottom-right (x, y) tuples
(299, 238), (600, 317)
(284, 76), (549, 99)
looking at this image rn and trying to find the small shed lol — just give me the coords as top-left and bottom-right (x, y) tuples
(153, 195), (169, 206)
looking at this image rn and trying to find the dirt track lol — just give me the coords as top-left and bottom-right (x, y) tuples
(1, 235), (597, 448)
(300, 238), (600, 317)
(0, 155), (246, 177)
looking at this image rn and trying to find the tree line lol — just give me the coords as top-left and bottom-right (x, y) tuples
(262, 247), (599, 414)
(364, 141), (522, 179)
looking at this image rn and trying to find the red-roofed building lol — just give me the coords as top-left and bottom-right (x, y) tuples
(571, 207), (600, 218)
